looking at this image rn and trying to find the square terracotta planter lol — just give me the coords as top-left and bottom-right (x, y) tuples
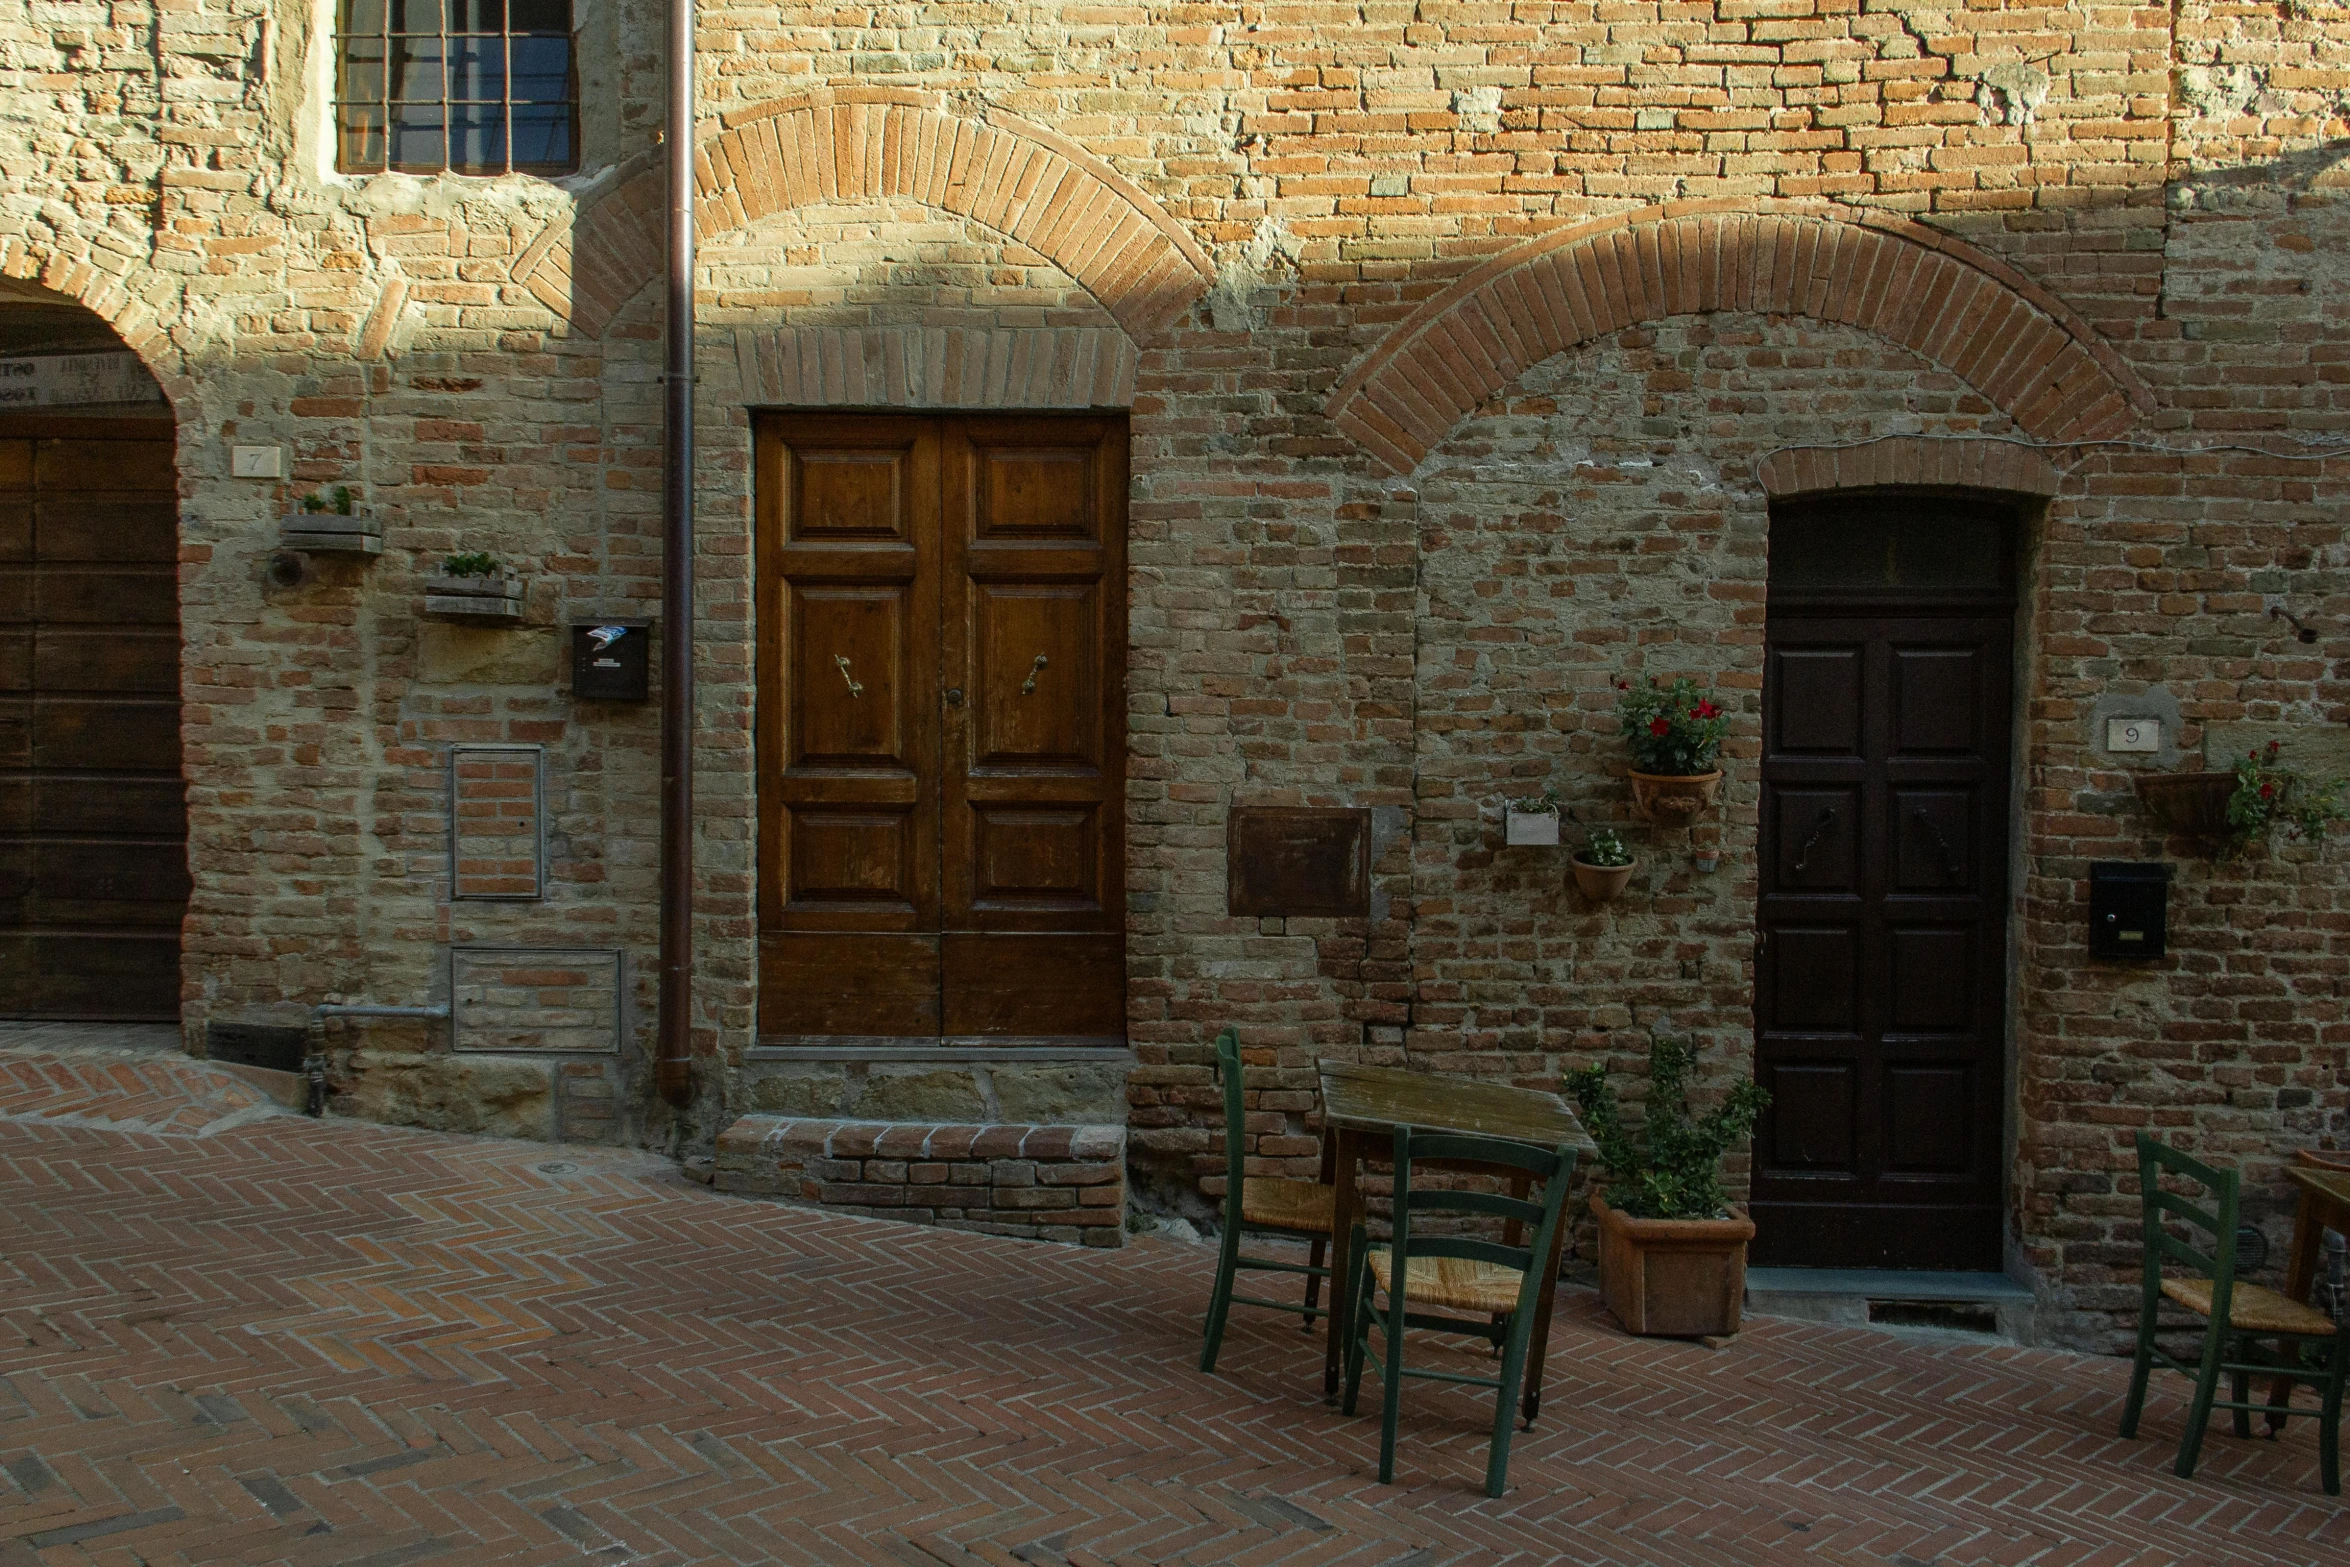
(1592, 1192), (1755, 1338)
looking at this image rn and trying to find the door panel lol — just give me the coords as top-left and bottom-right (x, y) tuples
(757, 414), (1126, 1042)
(0, 421), (185, 1020)
(1753, 496), (2015, 1271)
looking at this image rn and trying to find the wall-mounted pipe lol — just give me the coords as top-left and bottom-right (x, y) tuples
(654, 0), (698, 1109)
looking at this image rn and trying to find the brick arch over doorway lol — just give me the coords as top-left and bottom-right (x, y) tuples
(1757, 436), (2067, 501)
(513, 88), (1216, 346)
(1326, 205), (2157, 475)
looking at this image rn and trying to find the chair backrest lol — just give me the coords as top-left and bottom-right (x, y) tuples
(1213, 1026), (1246, 1222)
(1389, 1125), (1578, 1319)
(2136, 1130), (2242, 1309)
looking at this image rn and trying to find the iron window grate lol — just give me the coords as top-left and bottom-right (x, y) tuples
(336, 0), (579, 177)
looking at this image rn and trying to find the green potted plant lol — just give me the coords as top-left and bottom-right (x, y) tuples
(1505, 786), (1561, 846)
(1570, 825), (1637, 902)
(1616, 676), (1729, 822)
(1566, 1035), (1768, 1338)
(2225, 740), (2346, 853)
(423, 551), (524, 623)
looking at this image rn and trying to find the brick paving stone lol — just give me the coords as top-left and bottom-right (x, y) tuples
(0, 1055), (2344, 1565)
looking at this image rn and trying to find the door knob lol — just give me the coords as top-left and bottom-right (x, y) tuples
(944, 688), (964, 707)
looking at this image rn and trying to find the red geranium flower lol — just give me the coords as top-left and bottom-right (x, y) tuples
(1694, 700), (1721, 719)
(1649, 717), (1671, 737)
(2262, 782), (2278, 799)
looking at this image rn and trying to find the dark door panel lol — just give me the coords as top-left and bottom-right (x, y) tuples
(1753, 496), (2016, 1270)
(0, 422), (184, 1021)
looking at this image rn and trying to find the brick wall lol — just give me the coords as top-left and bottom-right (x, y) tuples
(3, 0), (2349, 1339)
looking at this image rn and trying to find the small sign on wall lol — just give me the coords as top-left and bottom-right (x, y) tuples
(0, 351), (164, 409)
(1227, 807), (1371, 918)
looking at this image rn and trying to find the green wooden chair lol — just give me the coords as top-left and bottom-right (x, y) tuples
(1198, 1027), (1335, 1373)
(1341, 1125), (1576, 1498)
(2121, 1131), (2350, 1493)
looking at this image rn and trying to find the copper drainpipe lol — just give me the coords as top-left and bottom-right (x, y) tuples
(654, 0), (696, 1108)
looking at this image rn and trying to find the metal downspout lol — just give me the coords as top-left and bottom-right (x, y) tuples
(655, 0), (696, 1108)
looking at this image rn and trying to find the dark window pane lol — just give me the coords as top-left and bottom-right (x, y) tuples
(387, 105), (446, 171)
(340, 60), (385, 103)
(342, 0), (388, 36)
(509, 103), (572, 171)
(389, 0), (442, 31)
(446, 37), (505, 101)
(508, 35), (570, 102)
(338, 106), (388, 171)
(446, 0), (504, 28)
(388, 36), (444, 101)
(1769, 498), (2014, 597)
(448, 106), (506, 172)
(507, 0), (567, 31)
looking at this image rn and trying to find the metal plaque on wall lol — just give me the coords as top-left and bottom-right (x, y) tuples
(1227, 807), (1371, 918)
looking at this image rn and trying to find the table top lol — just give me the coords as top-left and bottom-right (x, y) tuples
(2287, 1164), (2350, 1208)
(1317, 1061), (1595, 1154)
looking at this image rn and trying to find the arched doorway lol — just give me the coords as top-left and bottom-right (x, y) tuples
(0, 282), (185, 1019)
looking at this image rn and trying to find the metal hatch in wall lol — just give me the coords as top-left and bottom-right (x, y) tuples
(753, 413), (1128, 1046)
(1751, 492), (2021, 1271)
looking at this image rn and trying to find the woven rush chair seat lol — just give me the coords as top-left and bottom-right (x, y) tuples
(2162, 1276), (2338, 1338)
(1242, 1177), (1334, 1233)
(1365, 1248), (1524, 1315)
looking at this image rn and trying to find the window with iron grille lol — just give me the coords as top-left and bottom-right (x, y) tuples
(335, 0), (578, 177)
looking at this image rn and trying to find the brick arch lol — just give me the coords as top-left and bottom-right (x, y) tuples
(513, 88), (1214, 346)
(1758, 436), (2065, 501)
(0, 245), (193, 409)
(1326, 204), (2156, 475)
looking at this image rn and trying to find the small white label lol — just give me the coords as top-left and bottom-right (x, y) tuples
(231, 444), (283, 478)
(2106, 717), (2162, 753)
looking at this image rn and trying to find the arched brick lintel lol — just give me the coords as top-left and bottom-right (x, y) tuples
(1326, 205), (2157, 476)
(1757, 437), (2064, 502)
(515, 88), (1215, 346)
(0, 241), (195, 413)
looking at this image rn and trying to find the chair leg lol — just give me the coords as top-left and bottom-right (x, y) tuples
(2175, 1318), (2228, 1480)
(1377, 1291), (1407, 1485)
(1484, 1313), (1536, 1498)
(2120, 1311), (2159, 1439)
(2322, 1332), (2349, 1496)
(2231, 1336), (2254, 1440)
(1302, 1235), (1327, 1331)
(1341, 1265), (1375, 1417)
(1199, 1221), (1244, 1374)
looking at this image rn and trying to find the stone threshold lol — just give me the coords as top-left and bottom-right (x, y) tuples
(747, 1036), (1133, 1063)
(1746, 1267), (2038, 1343)
(1745, 1268), (2032, 1301)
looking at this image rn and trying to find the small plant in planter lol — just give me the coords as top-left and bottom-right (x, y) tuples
(298, 485), (357, 516)
(1616, 676), (1729, 822)
(278, 485), (380, 556)
(2226, 740), (2347, 854)
(1570, 825), (1638, 903)
(1504, 787), (1562, 846)
(1565, 1035), (1769, 1337)
(423, 552), (525, 623)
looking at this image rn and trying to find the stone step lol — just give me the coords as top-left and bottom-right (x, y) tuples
(1745, 1267), (2037, 1342)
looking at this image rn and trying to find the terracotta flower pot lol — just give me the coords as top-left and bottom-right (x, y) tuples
(2136, 770), (2235, 837)
(1592, 1192), (1755, 1338)
(1570, 856), (1636, 903)
(1629, 769), (1724, 823)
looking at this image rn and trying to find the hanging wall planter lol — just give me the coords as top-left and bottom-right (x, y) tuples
(278, 486), (381, 557)
(2135, 770), (2236, 838)
(1504, 791), (1562, 846)
(424, 554), (525, 624)
(1617, 675), (1729, 824)
(1570, 827), (1637, 902)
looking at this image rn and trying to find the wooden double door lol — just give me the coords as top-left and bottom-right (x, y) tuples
(1751, 494), (2018, 1271)
(756, 414), (1127, 1043)
(0, 420), (187, 1020)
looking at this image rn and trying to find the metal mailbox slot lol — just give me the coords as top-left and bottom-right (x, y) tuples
(570, 621), (652, 703)
(2089, 860), (2170, 960)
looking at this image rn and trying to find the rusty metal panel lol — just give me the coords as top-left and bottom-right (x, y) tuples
(1227, 806), (1370, 919)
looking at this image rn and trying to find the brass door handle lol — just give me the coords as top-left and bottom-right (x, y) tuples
(833, 655), (863, 698)
(1020, 654), (1048, 696)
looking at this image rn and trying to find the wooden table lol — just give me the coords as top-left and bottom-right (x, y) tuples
(2267, 1164), (2350, 1430)
(1315, 1062), (1597, 1409)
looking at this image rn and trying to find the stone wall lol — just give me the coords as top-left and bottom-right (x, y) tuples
(1, 0), (2348, 1339)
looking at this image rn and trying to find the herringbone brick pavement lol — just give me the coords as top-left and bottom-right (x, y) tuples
(0, 1048), (2343, 1566)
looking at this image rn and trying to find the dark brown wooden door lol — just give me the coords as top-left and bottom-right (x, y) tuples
(1752, 495), (2017, 1270)
(0, 421), (186, 1019)
(757, 414), (1125, 1043)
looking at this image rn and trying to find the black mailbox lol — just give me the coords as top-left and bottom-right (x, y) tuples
(2089, 861), (2170, 960)
(570, 621), (652, 702)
